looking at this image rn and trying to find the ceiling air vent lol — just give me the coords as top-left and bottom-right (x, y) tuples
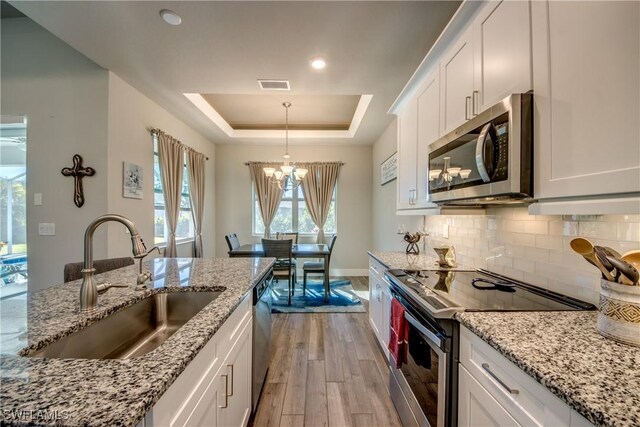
(257, 79), (290, 91)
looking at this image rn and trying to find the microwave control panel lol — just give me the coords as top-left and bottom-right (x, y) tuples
(492, 121), (509, 181)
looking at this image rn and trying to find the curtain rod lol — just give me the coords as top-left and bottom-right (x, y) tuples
(244, 161), (345, 166)
(149, 127), (209, 160)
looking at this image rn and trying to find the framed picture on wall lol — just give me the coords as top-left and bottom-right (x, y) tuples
(123, 162), (143, 199)
(380, 152), (398, 186)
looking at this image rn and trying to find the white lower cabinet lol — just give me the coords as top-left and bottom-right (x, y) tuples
(459, 326), (594, 427)
(142, 294), (253, 427)
(216, 321), (252, 427)
(368, 257), (390, 356)
(458, 365), (519, 427)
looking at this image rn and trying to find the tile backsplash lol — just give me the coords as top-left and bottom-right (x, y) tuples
(422, 208), (640, 304)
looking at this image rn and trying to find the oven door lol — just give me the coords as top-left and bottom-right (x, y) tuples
(389, 298), (448, 427)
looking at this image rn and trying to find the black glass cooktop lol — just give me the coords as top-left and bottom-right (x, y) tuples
(385, 268), (595, 318)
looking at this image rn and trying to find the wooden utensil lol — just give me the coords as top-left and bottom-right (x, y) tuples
(605, 246), (622, 258)
(594, 246), (615, 272)
(606, 255), (640, 285)
(570, 238), (614, 281)
(622, 250), (640, 268)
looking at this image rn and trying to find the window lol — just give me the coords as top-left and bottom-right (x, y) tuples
(253, 185), (337, 236)
(153, 137), (194, 245)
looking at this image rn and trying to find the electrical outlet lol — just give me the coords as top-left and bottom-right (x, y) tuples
(34, 193), (42, 206)
(443, 224), (449, 239)
(38, 223), (55, 236)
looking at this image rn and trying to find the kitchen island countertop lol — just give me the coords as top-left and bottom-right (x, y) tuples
(457, 311), (640, 427)
(0, 257), (273, 427)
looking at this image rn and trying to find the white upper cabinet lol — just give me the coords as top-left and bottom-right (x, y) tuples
(396, 70), (441, 211)
(473, 0), (532, 112)
(416, 69), (441, 206)
(440, 26), (476, 135)
(440, 1), (533, 135)
(531, 0), (640, 201)
(397, 97), (418, 209)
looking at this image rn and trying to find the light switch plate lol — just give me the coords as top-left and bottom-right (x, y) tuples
(38, 223), (55, 236)
(34, 193), (42, 206)
(443, 224), (449, 239)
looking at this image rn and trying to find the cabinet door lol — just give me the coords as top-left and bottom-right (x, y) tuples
(416, 69), (441, 207)
(368, 273), (382, 340)
(440, 26), (475, 134)
(218, 320), (252, 427)
(182, 365), (224, 427)
(532, 0), (640, 199)
(397, 98), (418, 209)
(474, 0), (532, 113)
(458, 365), (520, 427)
(380, 277), (391, 355)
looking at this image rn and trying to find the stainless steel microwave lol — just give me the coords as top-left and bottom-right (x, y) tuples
(427, 93), (533, 205)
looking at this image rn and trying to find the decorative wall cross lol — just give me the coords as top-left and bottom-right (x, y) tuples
(61, 154), (95, 208)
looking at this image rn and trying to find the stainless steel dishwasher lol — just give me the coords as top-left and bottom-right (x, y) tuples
(252, 272), (272, 412)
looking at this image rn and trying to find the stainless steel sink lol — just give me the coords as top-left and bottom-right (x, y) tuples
(28, 291), (222, 359)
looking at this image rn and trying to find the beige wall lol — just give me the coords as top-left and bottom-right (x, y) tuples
(371, 120), (422, 252)
(106, 73), (216, 259)
(1, 18), (216, 290)
(215, 144), (372, 274)
(1, 17), (110, 290)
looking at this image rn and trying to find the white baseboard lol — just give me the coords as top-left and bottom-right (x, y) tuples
(331, 268), (369, 276)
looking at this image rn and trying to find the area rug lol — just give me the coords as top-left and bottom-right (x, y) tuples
(271, 278), (366, 313)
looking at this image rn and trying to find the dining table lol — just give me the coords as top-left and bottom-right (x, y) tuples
(229, 243), (331, 302)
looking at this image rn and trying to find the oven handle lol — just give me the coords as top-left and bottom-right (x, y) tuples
(403, 311), (443, 349)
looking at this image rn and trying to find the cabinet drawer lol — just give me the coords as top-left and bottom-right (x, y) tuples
(460, 326), (571, 427)
(368, 257), (386, 280)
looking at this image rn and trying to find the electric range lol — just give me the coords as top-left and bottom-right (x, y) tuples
(383, 268), (596, 427)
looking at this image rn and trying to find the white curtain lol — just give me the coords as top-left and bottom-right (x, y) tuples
(299, 163), (341, 243)
(156, 130), (184, 257)
(248, 162), (284, 238)
(187, 149), (206, 257)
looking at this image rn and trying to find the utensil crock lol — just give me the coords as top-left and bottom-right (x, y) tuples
(597, 279), (640, 347)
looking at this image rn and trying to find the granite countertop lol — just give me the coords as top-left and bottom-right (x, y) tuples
(456, 311), (640, 427)
(0, 257), (274, 427)
(367, 250), (472, 271)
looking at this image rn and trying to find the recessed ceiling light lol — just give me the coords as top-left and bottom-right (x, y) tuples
(159, 9), (182, 26)
(310, 57), (327, 70)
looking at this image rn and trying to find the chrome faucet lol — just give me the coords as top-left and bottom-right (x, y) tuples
(80, 214), (147, 312)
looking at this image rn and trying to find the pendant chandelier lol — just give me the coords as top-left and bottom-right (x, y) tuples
(263, 102), (307, 190)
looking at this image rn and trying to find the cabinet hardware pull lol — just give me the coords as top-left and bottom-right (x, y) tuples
(481, 363), (519, 395)
(220, 374), (229, 408)
(472, 91), (479, 116)
(465, 96), (471, 120)
(227, 364), (234, 396)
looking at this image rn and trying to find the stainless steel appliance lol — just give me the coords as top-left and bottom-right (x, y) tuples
(385, 269), (595, 427)
(428, 93), (533, 205)
(252, 272), (272, 412)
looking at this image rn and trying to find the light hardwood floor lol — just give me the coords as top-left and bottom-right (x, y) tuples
(250, 277), (402, 427)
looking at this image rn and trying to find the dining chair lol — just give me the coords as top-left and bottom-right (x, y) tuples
(276, 232), (299, 244)
(63, 257), (135, 283)
(302, 234), (337, 296)
(262, 238), (296, 305)
(225, 233), (241, 252)
(275, 232), (299, 273)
